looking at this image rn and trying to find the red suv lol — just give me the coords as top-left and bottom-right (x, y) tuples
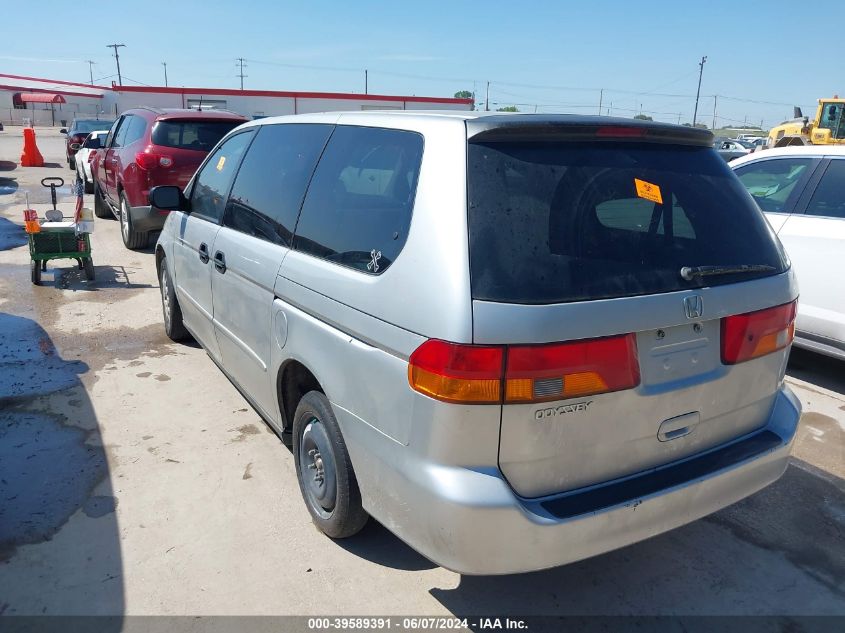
(93, 108), (248, 249)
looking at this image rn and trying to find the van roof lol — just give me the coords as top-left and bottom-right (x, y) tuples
(240, 111), (714, 146)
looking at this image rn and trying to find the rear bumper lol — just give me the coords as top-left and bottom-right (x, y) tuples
(129, 205), (168, 233)
(346, 385), (800, 575)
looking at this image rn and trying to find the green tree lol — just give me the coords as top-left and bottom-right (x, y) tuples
(634, 114), (653, 121)
(496, 105), (519, 112)
(454, 90), (473, 99)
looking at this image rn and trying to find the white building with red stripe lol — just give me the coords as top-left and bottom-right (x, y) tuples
(0, 73), (473, 126)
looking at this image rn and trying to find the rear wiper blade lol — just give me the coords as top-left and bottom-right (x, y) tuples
(680, 264), (776, 281)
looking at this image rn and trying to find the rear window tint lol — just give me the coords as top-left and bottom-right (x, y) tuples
(151, 120), (242, 151)
(467, 141), (788, 304)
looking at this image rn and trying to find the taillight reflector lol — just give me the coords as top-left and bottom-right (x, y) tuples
(408, 340), (503, 404)
(136, 150), (174, 170)
(721, 301), (797, 364)
(408, 334), (640, 405)
(505, 334), (639, 402)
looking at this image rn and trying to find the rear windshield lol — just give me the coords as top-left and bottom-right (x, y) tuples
(151, 120), (242, 151)
(467, 141), (788, 304)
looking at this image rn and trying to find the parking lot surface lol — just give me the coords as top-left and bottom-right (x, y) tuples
(0, 128), (843, 619)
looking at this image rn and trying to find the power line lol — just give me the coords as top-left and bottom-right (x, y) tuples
(106, 44), (126, 86)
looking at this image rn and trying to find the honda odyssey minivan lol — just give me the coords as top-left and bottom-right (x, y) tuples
(152, 112), (801, 575)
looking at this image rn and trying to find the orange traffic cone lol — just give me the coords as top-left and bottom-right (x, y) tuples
(20, 127), (44, 167)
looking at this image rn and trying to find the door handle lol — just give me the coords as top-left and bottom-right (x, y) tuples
(213, 250), (226, 273)
(198, 242), (209, 264)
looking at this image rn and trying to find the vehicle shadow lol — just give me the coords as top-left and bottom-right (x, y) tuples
(0, 160), (16, 171)
(0, 312), (124, 623)
(428, 461), (845, 625)
(787, 348), (845, 397)
(0, 216), (27, 251)
(333, 519), (437, 572)
(42, 263), (157, 291)
(0, 176), (19, 195)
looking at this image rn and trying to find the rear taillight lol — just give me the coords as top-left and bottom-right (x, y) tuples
(505, 334), (640, 402)
(88, 149), (98, 163)
(596, 126), (648, 138)
(408, 334), (641, 405)
(721, 301), (797, 364)
(408, 340), (503, 404)
(135, 149), (174, 170)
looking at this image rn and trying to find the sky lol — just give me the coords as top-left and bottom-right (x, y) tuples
(3, 0), (844, 129)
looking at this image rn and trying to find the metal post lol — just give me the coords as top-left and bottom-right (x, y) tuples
(598, 89), (603, 115)
(692, 55), (707, 126)
(485, 81), (490, 111)
(107, 44), (126, 86)
(236, 58), (247, 90)
(86, 60), (95, 85)
(712, 94), (717, 130)
(365, 69), (368, 94)
(162, 62), (168, 87)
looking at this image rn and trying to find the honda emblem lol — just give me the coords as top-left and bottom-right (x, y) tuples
(684, 295), (703, 319)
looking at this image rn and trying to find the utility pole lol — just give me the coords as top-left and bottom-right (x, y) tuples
(365, 69), (368, 94)
(485, 81), (490, 111)
(85, 60), (95, 85)
(106, 44), (125, 86)
(692, 55), (707, 126)
(162, 62), (168, 87)
(598, 89), (603, 115)
(712, 94), (717, 130)
(236, 58), (247, 90)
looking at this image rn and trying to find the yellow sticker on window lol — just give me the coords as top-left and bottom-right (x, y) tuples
(216, 156), (226, 171)
(634, 178), (663, 204)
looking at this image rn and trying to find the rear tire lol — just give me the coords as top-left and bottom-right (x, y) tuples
(68, 157), (76, 171)
(83, 258), (95, 281)
(30, 260), (41, 285)
(159, 259), (189, 342)
(93, 181), (111, 219)
(83, 173), (94, 194)
(119, 193), (148, 250)
(293, 391), (368, 539)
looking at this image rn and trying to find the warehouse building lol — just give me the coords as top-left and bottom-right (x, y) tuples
(0, 73), (473, 126)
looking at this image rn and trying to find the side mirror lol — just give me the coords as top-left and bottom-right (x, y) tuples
(59, 128), (68, 134)
(149, 185), (187, 211)
(70, 143), (81, 151)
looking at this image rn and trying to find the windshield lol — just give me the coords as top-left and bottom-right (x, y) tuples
(151, 120), (242, 151)
(73, 120), (113, 134)
(467, 140), (788, 304)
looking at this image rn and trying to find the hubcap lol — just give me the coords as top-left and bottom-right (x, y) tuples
(299, 417), (337, 515)
(160, 270), (171, 328)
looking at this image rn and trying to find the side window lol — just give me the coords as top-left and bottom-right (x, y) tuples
(112, 116), (132, 149)
(105, 117), (124, 148)
(225, 124), (333, 246)
(734, 158), (814, 213)
(189, 131), (254, 223)
(123, 115), (147, 146)
(294, 126), (424, 274)
(804, 160), (845, 219)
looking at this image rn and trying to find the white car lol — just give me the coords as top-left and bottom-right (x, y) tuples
(75, 129), (109, 194)
(732, 146), (845, 360)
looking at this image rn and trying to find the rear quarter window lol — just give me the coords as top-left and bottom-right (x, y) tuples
(293, 125), (424, 274)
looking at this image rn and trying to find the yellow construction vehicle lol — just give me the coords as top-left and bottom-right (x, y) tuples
(768, 97), (845, 147)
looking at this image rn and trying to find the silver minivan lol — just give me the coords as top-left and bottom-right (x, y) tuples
(152, 112), (801, 575)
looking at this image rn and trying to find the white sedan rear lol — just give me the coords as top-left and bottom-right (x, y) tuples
(75, 130), (109, 193)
